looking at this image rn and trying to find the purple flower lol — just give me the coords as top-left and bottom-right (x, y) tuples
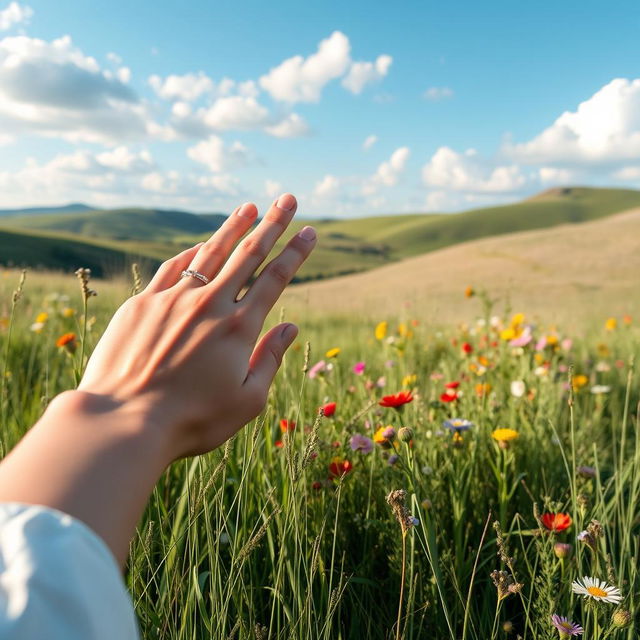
(388, 454), (399, 466)
(551, 614), (583, 637)
(308, 360), (326, 379)
(382, 426), (396, 439)
(352, 361), (366, 375)
(349, 434), (374, 454)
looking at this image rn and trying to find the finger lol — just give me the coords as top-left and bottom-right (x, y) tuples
(144, 242), (204, 293)
(243, 323), (298, 398)
(241, 226), (316, 322)
(213, 193), (297, 298)
(178, 202), (258, 289)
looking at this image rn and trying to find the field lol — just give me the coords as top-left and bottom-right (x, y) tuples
(1, 266), (638, 639)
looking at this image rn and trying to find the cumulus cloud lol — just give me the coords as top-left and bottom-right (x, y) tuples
(422, 147), (527, 193)
(342, 54), (392, 94)
(362, 134), (378, 151)
(506, 78), (640, 166)
(187, 135), (251, 172)
(0, 2), (32, 31)
(149, 72), (214, 102)
(0, 35), (157, 145)
(200, 95), (269, 130)
(313, 174), (341, 199)
(423, 86), (453, 101)
(264, 112), (309, 138)
(264, 179), (283, 199)
(363, 146), (410, 194)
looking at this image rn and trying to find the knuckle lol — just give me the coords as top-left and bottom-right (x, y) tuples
(198, 240), (225, 259)
(241, 235), (268, 260)
(266, 261), (291, 286)
(263, 211), (287, 229)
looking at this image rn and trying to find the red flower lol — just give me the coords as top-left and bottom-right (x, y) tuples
(56, 332), (76, 347)
(540, 512), (572, 532)
(311, 481), (322, 491)
(379, 390), (413, 408)
(274, 440), (284, 448)
(279, 419), (296, 433)
(328, 458), (353, 478)
(462, 342), (473, 354)
(445, 381), (460, 389)
(321, 402), (336, 417)
(440, 391), (458, 403)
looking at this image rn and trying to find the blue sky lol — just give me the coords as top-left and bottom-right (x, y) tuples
(0, 0), (639, 216)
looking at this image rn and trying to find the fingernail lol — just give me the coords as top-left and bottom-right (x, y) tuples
(298, 226), (316, 241)
(281, 323), (298, 341)
(276, 193), (297, 212)
(237, 202), (254, 217)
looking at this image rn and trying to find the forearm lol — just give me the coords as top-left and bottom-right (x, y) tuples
(0, 390), (173, 567)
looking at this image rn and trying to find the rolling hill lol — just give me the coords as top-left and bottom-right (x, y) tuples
(0, 203), (97, 217)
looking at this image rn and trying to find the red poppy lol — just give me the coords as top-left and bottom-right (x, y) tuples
(440, 391), (458, 403)
(379, 390), (413, 408)
(445, 381), (460, 389)
(56, 332), (76, 347)
(540, 512), (572, 532)
(321, 402), (336, 417)
(311, 481), (322, 490)
(274, 440), (284, 448)
(328, 458), (353, 478)
(279, 419), (296, 433)
(462, 342), (473, 354)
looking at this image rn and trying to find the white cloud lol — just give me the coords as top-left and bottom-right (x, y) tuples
(612, 166), (640, 181)
(201, 95), (269, 130)
(264, 112), (309, 138)
(538, 166), (577, 185)
(0, 35), (157, 145)
(506, 78), (640, 166)
(106, 52), (122, 65)
(0, 2), (32, 31)
(363, 146), (410, 194)
(342, 54), (392, 94)
(362, 134), (378, 151)
(313, 174), (341, 199)
(422, 146), (527, 193)
(95, 146), (154, 172)
(264, 179), (283, 199)
(149, 71), (214, 102)
(187, 135), (251, 172)
(260, 31), (351, 103)
(423, 86), (453, 101)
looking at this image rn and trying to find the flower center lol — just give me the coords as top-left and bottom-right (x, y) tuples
(560, 621), (572, 630)
(587, 586), (608, 597)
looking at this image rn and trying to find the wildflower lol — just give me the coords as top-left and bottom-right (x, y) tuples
(490, 570), (523, 601)
(320, 402), (336, 417)
(376, 376), (386, 388)
(590, 385), (611, 395)
(35, 311), (48, 323)
(373, 426), (397, 448)
(328, 457), (353, 478)
(55, 332), (77, 354)
(553, 542), (573, 559)
(308, 360), (326, 379)
(440, 390), (458, 402)
(550, 614), (583, 637)
(443, 418), (473, 433)
(311, 481), (322, 491)
(572, 577), (622, 604)
(279, 419), (296, 433)
(421, 498), (432, 509)
(349, 434), (373, 454)
(622, 314), (632, 326)
(387, 454), (399, 466)
(577, 465), (597, 478)
(462, 341), (473, 354)
(325, 347), (340, 358)
(492, 428), (519, 449)
(541, 512), (572, 532)
(605, 317), (617, 331)
(352, 361), (365, 375)
(375, 321), (388, 340)
(61, 307), (75, 318)
(612, 609), (632, 628)
(475, 382), (491, 397)
(509, 327), (533, 347)
(464, 285), (474, 298)
(397, 426), (413, 442)
(402, 373), (416, 388)
(571, 375), (589, 391)
(274, 440), (284, 448)
(379, 390), (413, 409)
(445, 381), (460, 389)
(510, 380), (526, 398)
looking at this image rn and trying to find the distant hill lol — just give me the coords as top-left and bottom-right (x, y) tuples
(0, 203), (98, 218)
(2, 186), (640, 280)
(1, 207), (227, 242)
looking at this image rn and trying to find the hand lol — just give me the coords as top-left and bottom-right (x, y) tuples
(78, 193), (316, 459)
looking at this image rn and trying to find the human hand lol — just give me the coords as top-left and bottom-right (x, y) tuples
(78, 193), (316, 460)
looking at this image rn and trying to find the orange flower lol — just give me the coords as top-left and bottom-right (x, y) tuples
(475, 382), (492, 397)
(464, 285), (475, 298)
(540, 512), (572, 532)
(379, 390), (413, 408)
(279, 419), (296, 433)
(55, 332), (77, 353)
(328, 458), (353, 478)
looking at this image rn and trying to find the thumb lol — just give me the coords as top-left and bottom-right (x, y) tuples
(244, 322), (298, 395)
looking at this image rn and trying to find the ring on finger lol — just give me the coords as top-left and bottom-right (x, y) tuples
(180, 269), (210, 285)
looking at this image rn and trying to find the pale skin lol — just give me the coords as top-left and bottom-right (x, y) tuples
(0, 193), (316, 567)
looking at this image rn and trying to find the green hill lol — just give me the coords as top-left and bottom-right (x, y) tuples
(2, 186), (640, 281)
(0, 203), (97, 217)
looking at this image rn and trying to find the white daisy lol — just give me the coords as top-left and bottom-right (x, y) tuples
(571, 576), (622, 604)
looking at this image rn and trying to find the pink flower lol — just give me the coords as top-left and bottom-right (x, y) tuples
(308, 360), (327, 379)
(350, 434), (374, 454)
(352, 361), (366, 375)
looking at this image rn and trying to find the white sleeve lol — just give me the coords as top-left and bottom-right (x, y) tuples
(0, 502), (140, 640)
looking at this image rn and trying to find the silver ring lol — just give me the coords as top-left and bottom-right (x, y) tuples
(180, 269), (210, 285)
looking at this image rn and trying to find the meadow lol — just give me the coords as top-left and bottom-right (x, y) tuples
(0, 267), (638, 639)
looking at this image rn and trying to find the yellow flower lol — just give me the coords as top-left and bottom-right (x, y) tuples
(35, 312), (49, 323)
(546, 334), (559, 346)
(492, 428), (519, 443)
(572, 374), (589, 390)
(375, 321), (388, 340)
(325, 347), (341, 358)
(500, 327), (516, 341)
(511, 313), (525, 326)
(62, 307), (75, 318)
(402, 374), (417, 388)
(605, 317), (617, 331)
(464, 285), (475, 298)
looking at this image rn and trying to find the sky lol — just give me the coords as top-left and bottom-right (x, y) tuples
(0, 0), (639, 216)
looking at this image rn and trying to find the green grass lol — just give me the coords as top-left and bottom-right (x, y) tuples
(3, 186), (640, 281)
(1, 269), (638, 639)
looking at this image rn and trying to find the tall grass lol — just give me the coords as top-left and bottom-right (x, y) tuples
(1, 268), (638, 639)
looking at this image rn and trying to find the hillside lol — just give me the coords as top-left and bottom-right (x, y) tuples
(281, 206), (640, 330)
(0, 203), (97, 217)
